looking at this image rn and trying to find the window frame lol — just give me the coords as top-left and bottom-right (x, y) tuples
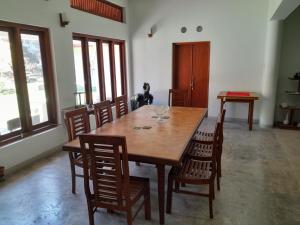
(72, 33), (127, 105)
(0, 20), (57, 147)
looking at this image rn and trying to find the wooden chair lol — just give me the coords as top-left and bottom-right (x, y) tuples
(64, 107), (90, 194)
(166, 122), (219, 219)
(79, 134), (151, 225)
(115, 95), (128, 118)
(168, 89), (188, 107)
(94, 100), (113, 128)
(191, 109), (226, 190)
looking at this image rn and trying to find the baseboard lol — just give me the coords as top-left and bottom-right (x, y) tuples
(224, 117), (259, 124)
(4, 144), (63, 177)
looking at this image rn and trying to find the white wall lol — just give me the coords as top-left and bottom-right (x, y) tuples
(128, 0), (269, 120)
(0, 0), (130, 171)
(269, 0), (284, 18)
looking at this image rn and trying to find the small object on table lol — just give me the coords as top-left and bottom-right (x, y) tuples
(277, 105), (300, 130)
(143, 126), (152, 129)
(217, 91), (260, 131)
(131, 82), (154, 111)
(277, 74), (300, 130)
(134, 126), (142, 130)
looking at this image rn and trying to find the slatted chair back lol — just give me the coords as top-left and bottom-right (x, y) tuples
(188, 121), (219, 174)
(79, 134), (130, 209)
(211, 122), (220, 161)
(168, 89), (188, 107)
(94, 100), (113, 128)
(115, 95), (128, 118)
(65, 107), (90, 141)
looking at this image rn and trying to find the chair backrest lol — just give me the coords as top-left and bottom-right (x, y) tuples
(94, 100), (113, 128)
(64, 107), (90, 141)
(79, 134), (130, 208)
(168, 89), (188, 107)
(115, 95), (128, 118)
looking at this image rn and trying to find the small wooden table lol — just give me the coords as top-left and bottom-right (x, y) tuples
(217, 91), (259, 130)
(63, 105), (207, 225)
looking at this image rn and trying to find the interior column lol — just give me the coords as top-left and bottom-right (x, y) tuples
(259, 20), (283, 127)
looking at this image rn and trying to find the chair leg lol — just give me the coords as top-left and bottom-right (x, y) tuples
(166, 175), (173, 214)
(126, 209), (133, 225)
(217, 173), (221, 191)
(68, 152), (76, 194)
(217, 156), (221, 191)
(175, 181), (180, 192)
(212, 180), (215, 200)
(87, 202), (95, 225)
(107, 209), (114, 213)
(209, 183), (214, 219)
(136, 162), (141, 166)
(218, 145), (223, 178)
(144, 183), (151, 220)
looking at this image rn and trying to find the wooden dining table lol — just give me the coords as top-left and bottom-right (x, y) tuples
(217, 91), (259, 130)
(62, 105), (207, 225)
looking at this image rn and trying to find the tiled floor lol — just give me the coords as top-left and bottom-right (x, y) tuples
(0, 122), (299, 225)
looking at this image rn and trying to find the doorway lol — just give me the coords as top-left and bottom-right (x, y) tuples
(172, 42), (210, 108)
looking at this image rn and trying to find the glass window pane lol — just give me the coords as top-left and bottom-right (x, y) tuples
(114, 44), (122, 97)
(102, 43), (112, 101)
(0, 31), (21, 134)
(73, 40), (86, 105)
(88, 41), (101, 103)
(21, 33), (48, 125)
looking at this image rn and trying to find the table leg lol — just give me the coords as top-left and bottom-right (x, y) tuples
(249, 101), (254, 130)
(157, 164), (165, 225)
(248, 102), (251, 124)
(220, 99), (225, 114)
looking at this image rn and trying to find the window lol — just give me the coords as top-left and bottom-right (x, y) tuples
(70, 0), (124, 23)
(72, 33), (127, 105)
(0, 21), (57, 146)
(114, 44), (123, 97)
(102, 42), (112, 100)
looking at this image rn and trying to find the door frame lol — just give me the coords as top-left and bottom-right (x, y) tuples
(172, 41), (210, 107)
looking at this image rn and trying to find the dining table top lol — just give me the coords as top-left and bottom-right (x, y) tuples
(217, 91), (260, 100)
(63, 105), (207, 165)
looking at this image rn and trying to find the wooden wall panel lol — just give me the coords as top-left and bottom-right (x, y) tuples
(70, 0), (123, 23)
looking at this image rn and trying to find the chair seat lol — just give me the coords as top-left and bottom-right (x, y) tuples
(170, 159), (213, 184)
(92, 176), (149, 207)
(187, 142), (213, 159)
(193, 119), (217, 143)
(127, 176), (149, 203)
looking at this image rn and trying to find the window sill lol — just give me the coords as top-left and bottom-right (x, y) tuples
(0, 124), (58, 148)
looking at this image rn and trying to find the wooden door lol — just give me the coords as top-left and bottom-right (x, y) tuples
(172, 42), (210, 108)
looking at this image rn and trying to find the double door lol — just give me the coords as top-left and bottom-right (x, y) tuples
(172, 42), (210, 108)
